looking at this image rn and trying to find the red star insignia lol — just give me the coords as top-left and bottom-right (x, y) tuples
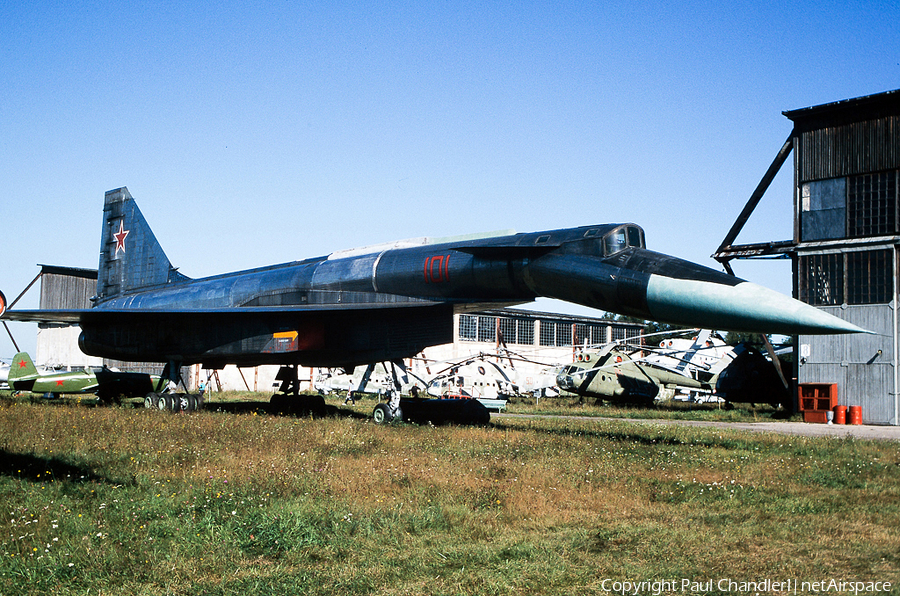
(18, 360), (27, 368)
(113, 221), (129, 256)
(56, 379), (65, 386)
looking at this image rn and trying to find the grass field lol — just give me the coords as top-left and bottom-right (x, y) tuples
(505, 396), (792, 422)
(202, 390), (792, 423)
(1, 395), (898, 595)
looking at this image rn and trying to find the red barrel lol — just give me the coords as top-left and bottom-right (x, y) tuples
(834, 406), (847, 425)
(848, 405), (862, 425)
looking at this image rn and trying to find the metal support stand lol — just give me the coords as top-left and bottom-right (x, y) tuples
(275, 365), (300, 395)
(271, 364), (325, 416)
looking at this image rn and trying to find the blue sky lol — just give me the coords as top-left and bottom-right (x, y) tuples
(2, 1), (898, 360)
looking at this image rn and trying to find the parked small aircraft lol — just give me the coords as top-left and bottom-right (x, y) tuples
(315, 364), (400, 396)
(557, 345), (715, 406)
(1, 187), (866, 419)
(422, 353), (559, 401)
(643, 330), (732, 381)
(710, 343), (792, 407)
(557, 334), (790, 407)
(7, 352), (162, 402)
(315, 352), (556, 414)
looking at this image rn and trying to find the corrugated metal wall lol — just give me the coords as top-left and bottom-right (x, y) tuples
(798, 304), (897, 425)
(797, 116), (900, 183)
(39, 272), (95, 310)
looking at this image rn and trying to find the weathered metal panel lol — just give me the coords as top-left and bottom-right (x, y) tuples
(805, 177), (847, 211)
(847, 363), (896, 425)
(40, 272), (96, 310)
(800, 177), (847, 241)
(798, 116), (900, 183)
(799, 362), (895, 425)
(798, 304), (897, 425)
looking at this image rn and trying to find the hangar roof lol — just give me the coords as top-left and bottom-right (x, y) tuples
(38, 264), (98, 280)
(783, 88), (900, 130)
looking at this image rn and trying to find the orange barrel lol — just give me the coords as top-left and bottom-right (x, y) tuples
(834, 406), (847, 425)
(848, 405), (862, 425)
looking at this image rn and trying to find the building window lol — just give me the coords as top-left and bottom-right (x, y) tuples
(625, 327), (643, 347)
(496, 317), (534, 346)
(590, 324), (608, 345)
(539, 320), (573, 346)
(800, 249), (893, 306)
(459, 315), (476, 341)
(498, 317), (516, 346)
(461, 314), (627, 347)
(518, 319), (534, 345)
(539, 320), (556, 347)
(847, 249), (893, 305)
(799, 253), (843, 306)
(573, 324), (588, 347)
(477, 315), (496, 343)
(800, 178), (846, 241)
(848, 171), (897, 237)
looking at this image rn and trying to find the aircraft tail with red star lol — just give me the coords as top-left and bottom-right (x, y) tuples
(96, 187), (190, 304)
(9, 352), (38, 381)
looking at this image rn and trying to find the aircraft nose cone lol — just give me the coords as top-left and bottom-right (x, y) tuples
(556, 371), (574, 390)
(646, 275), (869, 335)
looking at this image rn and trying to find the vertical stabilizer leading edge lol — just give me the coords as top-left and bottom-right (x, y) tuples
(96, 187), (189, 303)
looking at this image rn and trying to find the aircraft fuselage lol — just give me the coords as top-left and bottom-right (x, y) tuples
(3, 188), (866, 370)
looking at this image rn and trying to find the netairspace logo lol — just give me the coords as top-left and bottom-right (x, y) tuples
(599, 578), (894, 595)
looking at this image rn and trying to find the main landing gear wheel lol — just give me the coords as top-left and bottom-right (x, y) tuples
(144, 392), (203, 413)
(372, 403), (389, 424)
(372, 403), (402, 424)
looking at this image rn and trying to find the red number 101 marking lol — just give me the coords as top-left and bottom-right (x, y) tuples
(424, 255), (450, 283)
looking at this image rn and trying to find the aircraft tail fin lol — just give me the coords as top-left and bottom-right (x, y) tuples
(706, 344), (742, 387)
(9, 352), (38, 380)
(96, 187), (189, 303)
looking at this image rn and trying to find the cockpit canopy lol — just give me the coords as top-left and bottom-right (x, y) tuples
(602, 224), (644, 256)
(529, 223), (645, 257)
